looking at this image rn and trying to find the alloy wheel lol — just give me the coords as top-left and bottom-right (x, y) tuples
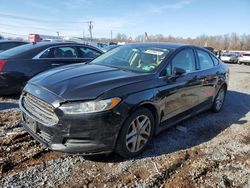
(125, 115), (151, 153)
(215, 89), (225, 111)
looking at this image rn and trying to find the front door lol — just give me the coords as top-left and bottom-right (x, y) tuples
(157, 48), (201, 124)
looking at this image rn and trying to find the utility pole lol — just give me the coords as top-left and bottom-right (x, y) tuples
(111, 30), (113, 41)
(56, 31), (59, 38)
(88, 21), (93, 41)
(144, 32), (149, 42)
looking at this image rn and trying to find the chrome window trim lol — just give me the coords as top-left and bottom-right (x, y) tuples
(32, 44), (100, 60)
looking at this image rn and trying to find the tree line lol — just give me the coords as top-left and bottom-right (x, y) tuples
(109, 33), (250, 51)
(2, 32), (250, 51)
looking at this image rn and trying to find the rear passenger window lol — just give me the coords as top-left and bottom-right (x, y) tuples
(197, 50), (214, 70)
(39, 47), (78, 58)
(79, 47), (101, 58)
(40, 49), (51, 58)
(211, 55), (219, 65)
(53, 47), (77, 58)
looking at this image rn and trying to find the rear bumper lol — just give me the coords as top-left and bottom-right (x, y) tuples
(0, 72), (24, 95)
(239, 60), (250, 63)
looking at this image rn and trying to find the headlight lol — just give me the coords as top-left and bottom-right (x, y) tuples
(60, 97), (121, 114)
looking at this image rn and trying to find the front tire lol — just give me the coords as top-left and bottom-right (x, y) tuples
(115, 108), (154, 158)
(211, 86), (226, 113)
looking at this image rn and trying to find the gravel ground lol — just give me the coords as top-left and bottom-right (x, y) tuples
(0, 64), (250, 188)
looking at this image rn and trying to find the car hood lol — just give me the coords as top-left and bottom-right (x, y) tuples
(29, 63), (154, 101)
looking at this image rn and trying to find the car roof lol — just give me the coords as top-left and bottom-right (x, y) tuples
(0, 41), (101, 59)
(23, 41), (83, 48)
(126, 42), (184, 49)
(125, 42), (212, 53)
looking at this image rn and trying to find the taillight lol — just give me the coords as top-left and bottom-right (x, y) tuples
(0, 60), (6, 71)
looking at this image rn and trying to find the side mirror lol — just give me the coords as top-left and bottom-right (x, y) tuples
(173, 67), (186, 76)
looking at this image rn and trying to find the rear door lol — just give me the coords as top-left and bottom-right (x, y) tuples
(39, 46), (80, 68)
(36, 45), (102, 68)
(77, 46), (102, 63)
(11, 46), (80, 80)
(27, 45), (103, 76)
(195, 49), (219, 106)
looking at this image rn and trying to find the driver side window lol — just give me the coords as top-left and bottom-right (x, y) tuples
(166, 49), (196, 76)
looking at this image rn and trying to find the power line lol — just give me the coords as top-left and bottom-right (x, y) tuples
(0, 23), (87, 32)
(0, 13), (91, 24)
(0, 31), (27, 37)
(0, 31), (91, 40)
(0, 23), (53, 32)
(0, 14), (94, 39)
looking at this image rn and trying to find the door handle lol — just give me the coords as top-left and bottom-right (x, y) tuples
(51, 63), (60, 66)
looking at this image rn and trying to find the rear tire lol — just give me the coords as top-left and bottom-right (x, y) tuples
(211, 86), (226, 113)
(115, 108), (154, 158)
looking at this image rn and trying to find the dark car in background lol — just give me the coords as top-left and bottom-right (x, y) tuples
(101, 44), (120, 52)
(19, 43), (229, 158)
(0, 42), (103, 95)
(0, 40), (28, 53)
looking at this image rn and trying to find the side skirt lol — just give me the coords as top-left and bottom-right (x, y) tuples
(155, 100), (212, 135)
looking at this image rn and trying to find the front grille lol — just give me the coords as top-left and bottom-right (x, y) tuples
(22, 93), (59, 126)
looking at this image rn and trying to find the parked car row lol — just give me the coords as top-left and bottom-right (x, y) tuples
(219, 52), (239, 64)
(238, 53), (250, 65)
(219, 51), (250, 65)
(0, 42), (103, 95)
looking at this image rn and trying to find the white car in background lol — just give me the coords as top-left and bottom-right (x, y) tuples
(220, 52), (238, 64)
(238, 53), (250, 65)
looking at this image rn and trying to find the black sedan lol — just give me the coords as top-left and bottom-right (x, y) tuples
(19, 43), (229, 158)
(0, 42), (103, 95)
(0, 40), (28, 53)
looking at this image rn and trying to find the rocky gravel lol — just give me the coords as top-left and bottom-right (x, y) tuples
(0, 64), (250, 187)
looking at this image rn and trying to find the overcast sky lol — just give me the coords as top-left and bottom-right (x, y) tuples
(0, 0), (249, 39)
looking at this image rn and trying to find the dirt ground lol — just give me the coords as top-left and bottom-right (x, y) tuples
(0, 64), (250, 188)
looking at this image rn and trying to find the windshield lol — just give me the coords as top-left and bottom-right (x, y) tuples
(91, 45), (171, 73)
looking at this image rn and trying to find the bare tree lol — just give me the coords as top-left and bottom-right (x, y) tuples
(111, 32), (250, 51)
(230, 33), (240, 50)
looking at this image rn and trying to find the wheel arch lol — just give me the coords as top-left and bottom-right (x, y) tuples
(114, 101), (160, 150)
(221, 82), (228, 90)
(139, 103), (159, 130)
(126, 102), (160, 136)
